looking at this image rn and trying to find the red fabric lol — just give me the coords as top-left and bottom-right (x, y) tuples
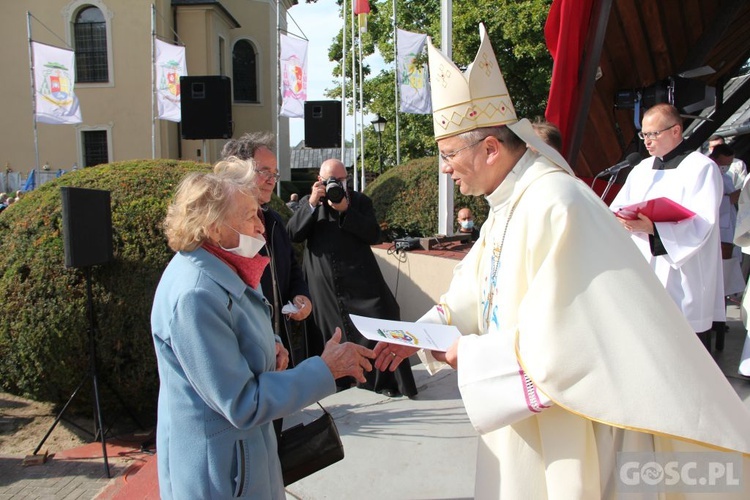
(203, 243), (270, 290)
(353, 0), (370, 15)
(544, 0), (596, 157)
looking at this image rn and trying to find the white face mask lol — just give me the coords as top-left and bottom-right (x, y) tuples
(460, 220), (474, 230)
(221, 226), (266, 258)
(719, 164), (730, 175)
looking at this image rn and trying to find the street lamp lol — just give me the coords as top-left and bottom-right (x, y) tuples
(371, 114), (387, 174)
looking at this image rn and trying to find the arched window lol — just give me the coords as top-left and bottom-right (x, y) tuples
(74, 6), (108, 83)
(233, 40), (258, 103)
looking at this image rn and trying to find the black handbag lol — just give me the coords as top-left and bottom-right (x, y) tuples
(278, 402), (345, 486)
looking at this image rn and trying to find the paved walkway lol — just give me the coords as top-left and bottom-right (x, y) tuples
(1, 304), (748, 499)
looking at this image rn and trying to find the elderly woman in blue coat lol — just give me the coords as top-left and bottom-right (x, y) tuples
(151, 163), (375, 499)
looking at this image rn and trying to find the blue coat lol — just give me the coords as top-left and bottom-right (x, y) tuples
(151, 248), (336, 499)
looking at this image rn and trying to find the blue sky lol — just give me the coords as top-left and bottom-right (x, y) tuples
(286, 0), (385, 146)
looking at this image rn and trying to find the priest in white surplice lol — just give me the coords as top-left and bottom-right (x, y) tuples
(610, 103), (725, 352)
(374, 24), (750, 500)
(733, 172), (750, 376)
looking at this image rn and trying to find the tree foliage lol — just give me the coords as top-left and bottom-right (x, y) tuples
(322, 0), (553, 173)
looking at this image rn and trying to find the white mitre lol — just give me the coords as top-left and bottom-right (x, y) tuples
(427, 23), (572, 174)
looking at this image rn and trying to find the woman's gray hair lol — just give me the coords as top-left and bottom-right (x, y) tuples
(164, 167), (258, 252)
(213, 156), (260, 191)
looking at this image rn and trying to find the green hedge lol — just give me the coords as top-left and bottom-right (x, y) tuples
(0, 159), (292, 422)
(365, 156), (489, 239)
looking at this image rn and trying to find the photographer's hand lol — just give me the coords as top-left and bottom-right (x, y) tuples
(309, 180), (325, 208)
(328, 195), (349, 213)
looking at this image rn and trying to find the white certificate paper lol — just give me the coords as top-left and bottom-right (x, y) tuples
(349, 314), (462, 352)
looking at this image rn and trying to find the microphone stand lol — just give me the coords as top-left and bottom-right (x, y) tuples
(591, 170), (619, 201)
(600, 171), (619, 201)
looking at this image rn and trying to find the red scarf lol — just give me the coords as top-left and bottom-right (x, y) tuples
(203, 243), (270, 289)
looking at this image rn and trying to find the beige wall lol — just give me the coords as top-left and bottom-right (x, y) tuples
(1, 0), (290, 175)
(373, 247), (460, 322)
(222, 0), (291, 176)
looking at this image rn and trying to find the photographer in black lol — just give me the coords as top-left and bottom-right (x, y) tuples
(287, 159), (417, 398)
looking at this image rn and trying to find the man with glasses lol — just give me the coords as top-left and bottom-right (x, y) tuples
(611, 103), (724, 352)
(220, 132), (313, 362)
(287, 159), (417, 398)
(375, 25), (750, 498)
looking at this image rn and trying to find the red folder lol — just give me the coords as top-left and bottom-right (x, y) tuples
(614, 197), (696, 223)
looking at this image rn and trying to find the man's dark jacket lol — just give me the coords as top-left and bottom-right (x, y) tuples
(260, 206), (309, 364)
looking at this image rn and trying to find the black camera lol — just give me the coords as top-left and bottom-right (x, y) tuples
(324, 177), (346, 203)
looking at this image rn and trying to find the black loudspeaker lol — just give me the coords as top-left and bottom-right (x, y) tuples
(180, 76), (233, 140)
(304, 100), (342, 148)
(61, 187), (113, 268)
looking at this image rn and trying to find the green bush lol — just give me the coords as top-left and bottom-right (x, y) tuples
(365, 156), (489, 239)
(0, 159), (292, 422)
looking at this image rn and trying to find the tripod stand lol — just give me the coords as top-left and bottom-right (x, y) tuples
(33, 266), (111, 478)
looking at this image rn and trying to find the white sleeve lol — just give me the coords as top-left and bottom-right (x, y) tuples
(416, 239), (485, 375)
(735, 179), (750, 249)
(655, 158), (722, 267)
(457, 332), (552, 435)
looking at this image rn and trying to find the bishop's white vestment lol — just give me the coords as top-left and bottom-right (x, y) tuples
(418, 150), (750, 499)
(610, 151), (725, 332)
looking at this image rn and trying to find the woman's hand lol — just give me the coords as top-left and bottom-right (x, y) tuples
(321, 328), (375, 383)
(275, 342), (289, 371)
(373, 343), (419, 372)
(287, 295), (312, 321)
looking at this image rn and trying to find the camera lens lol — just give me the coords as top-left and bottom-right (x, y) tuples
(325, 178), (345, 203)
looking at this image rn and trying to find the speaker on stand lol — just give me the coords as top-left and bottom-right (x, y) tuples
(304, 100), (342, 148)
(180, 76), (233, 140)
(180, 76), (233, 162)
(33, 187), (116, 477)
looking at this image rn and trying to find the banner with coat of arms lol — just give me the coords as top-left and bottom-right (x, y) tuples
(279, 34), (308, 118)
(397, 29), (431, 114)
(31, 41), (82, 125)
(155, 39), (187, 122)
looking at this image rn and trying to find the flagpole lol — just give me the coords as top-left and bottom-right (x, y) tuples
(151, 4), (156, 159)
(276, 0), (281, 197)
(438, 0), (454, 236)
(358, 29), (366, 190)
(341, 1), (347, 165)
(26, 11), (40, 171)
(393, 0), (401, 166)
(350, 0), (359, 192)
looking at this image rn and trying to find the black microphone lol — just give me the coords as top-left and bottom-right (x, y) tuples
(596, 152), (642, 177)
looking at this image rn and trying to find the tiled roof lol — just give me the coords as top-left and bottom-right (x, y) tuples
(289, 146), (356, 170)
